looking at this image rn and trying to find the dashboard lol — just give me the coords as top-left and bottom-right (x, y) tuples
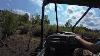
(44, 32), (82, 56)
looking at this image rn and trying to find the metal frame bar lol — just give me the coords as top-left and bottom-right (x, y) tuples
(55, 3), (58, 33)
(43, 0), (100, 8)
(40, 5), (45, 49)
(72, 7), (91, 32)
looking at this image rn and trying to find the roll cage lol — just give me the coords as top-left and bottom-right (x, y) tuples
(40, 0), (100, 49)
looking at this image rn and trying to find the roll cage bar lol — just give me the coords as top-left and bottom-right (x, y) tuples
(40, 0), (100, 49)
(43, 0), (100, 8)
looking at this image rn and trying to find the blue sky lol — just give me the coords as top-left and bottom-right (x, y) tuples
(0, 0), (100, 29)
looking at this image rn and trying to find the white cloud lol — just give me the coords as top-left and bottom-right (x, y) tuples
(45, 4), (65, 15)
(6, 0), (12, 7)
(13, 9), (31, 20)
(13, 9), (27, 15)
(59, 21), (65, 26)
(73, 10), (100, 29)
(60, 5), (100, 29)
(29, 0), (100, 29)
(30, 0), (42, 7)
(45, 9), (50, 15)
(82, 17), (100, 29)
(57, 4), (64, 12)
(67, 5), (79, 11)
(45, 3), (55, 12)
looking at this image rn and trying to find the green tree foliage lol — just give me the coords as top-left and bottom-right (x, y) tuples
(1, 10), (99, 39)
(65, 19), (72, 28)
(44, 15), (50, 24)
(18, 13), (30, 26)
(16, 13), (32, 34)
(33, 15), (41, 25)
(0, 10), (31, 39)
(0, 10), (19, 39)
(31, 15), (41, 36)
(31, 14), (50, 36)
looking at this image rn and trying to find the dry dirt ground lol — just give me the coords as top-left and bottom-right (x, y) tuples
(0, 34), (40, 56)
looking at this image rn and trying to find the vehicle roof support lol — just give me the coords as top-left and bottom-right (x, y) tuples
(40, 5), (45, 49)
(55, 3), (59, 33)
(43, 0), (100, 8)
(72, 7), (91, 32)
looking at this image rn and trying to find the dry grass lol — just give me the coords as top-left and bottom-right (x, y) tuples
(0, 34), (40, 56)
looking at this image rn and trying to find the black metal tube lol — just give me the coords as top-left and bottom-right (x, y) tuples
(72, 7), (91, 32)
(43, 0), (100, 8)
(40, 6), (45, 49)
(55, 3), (58, 33)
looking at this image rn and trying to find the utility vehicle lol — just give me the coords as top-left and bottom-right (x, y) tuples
(36, 0), (100, 56)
